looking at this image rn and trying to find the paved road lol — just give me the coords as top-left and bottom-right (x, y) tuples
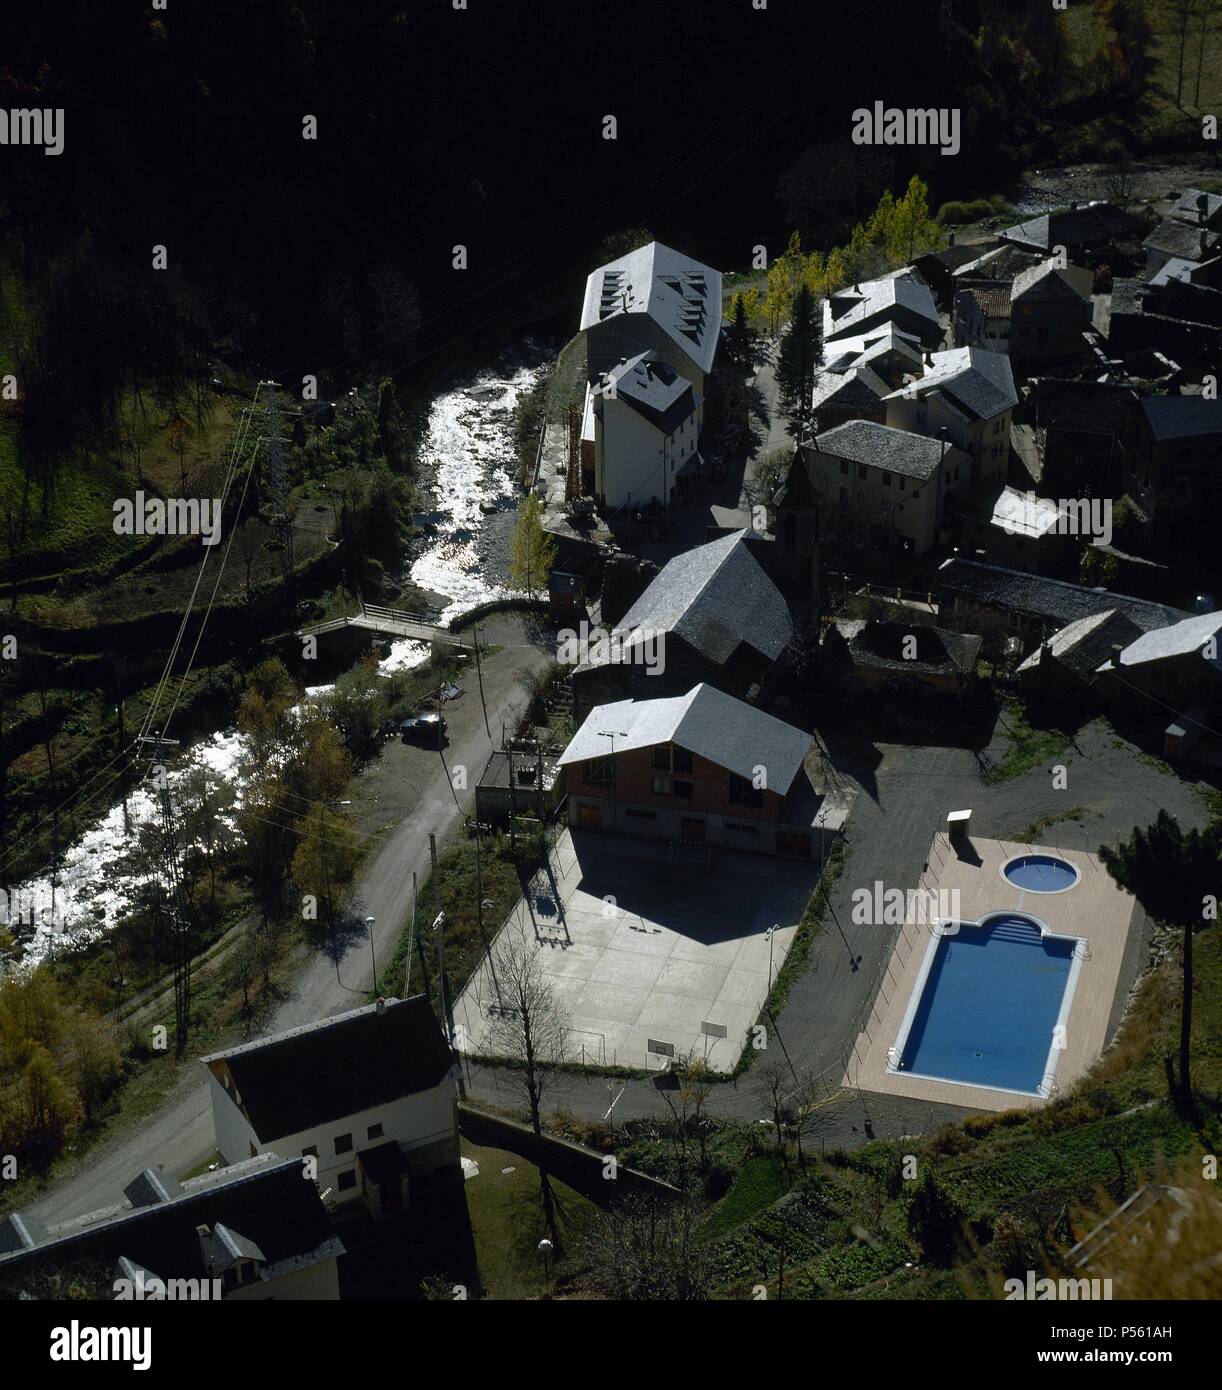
(27, 619), (556, 1226)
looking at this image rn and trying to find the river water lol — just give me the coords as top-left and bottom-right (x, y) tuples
(8, 349), (549, 963)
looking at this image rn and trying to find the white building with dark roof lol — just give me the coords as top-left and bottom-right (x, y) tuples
(201, 996), (460, 1222)
(589, 350), (702, 509)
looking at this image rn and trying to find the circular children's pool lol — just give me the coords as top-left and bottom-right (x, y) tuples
(1003, 853), (1080, 893)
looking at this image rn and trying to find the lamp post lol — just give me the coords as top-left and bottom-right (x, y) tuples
(766, 923), (778, 993)
(598, 729), (628, 833)
(364, 916), (378, 996)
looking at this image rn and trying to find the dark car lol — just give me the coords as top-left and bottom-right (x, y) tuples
(400, 712), (446, 744)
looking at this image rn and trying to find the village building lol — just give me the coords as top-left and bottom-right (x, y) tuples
(823, 270), (943, 355)
(1125, 395), (1222, 522)
(570, 529), (793, 724)
(882, 345), (1017, 490)
(560, 683), (842, 860)
(0, 1156), (344, 1301)
(822, 618), (981, 702)
(201, 996), (460, 1224)
(1016, 608), (1145, 706)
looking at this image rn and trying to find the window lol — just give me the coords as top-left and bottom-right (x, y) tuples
(858, 464), (867, 480)
(673, 746), (692, 773)
(840, 458), (848, 474)
(582, 755), (612, 786)
(838, 487), (848, 508)
(725, 821), (758, 835)
(625, 807), (657, 820)
(367, 1123), (384, 1140)
(652, 776), (670, 795)
(337, 1169), (357, 1191)
(883, 472), (892, 487)
(335, 1133), (353, 1156)
(651, 745), (670, 771)
(729, 773), (764, 808)
(673, 780), (693, 799)
(899, 476), (906, 491)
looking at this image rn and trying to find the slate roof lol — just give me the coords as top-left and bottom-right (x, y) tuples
(1148, 256), (1200, 288)
(812, 364), (888, 413)
(200, 995), (454, 1140)
(1001, 202), (1142, 251)
(558, 683), (812, 793)
(936, 557), (1187, 632)
(1144, 219), (1216, 261)
(1011, 259), (1090, 304)
(826, 271), (940, 341)
(605, 351), (697, 433)
(1173, 189), (1222, 225)
(1016, 609), (1143, 680)
(1029, 378), (1139, 433)
(1140, 395), (1222, 442)
(813, 419), (951, 480)
(953, 243), (1044, 285)
(1101, 610), (1222, 672)
(580, 241), (722, 374)
(884, 345), (1018, 419)
(615, 529), (793, 666)
(0, 1158), (342, 1285)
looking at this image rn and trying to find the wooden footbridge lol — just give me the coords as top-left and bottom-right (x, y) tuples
(297, 601), (472, 648)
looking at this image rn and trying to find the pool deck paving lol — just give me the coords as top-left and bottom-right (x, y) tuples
(844, 831), (1137, 1113)
(455, 827), (821, 1072)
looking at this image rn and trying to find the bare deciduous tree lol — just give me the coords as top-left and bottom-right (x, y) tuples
(485, 919), (570, 1137)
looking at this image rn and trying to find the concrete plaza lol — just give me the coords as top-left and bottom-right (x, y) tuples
(455, 827), (823, 1072)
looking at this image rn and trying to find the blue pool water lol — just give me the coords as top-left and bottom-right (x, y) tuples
(1004, 853), (1079, 892)
(897, 915), (1075, 1093)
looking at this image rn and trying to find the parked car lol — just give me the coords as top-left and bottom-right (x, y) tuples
(400, 712), (446, 744)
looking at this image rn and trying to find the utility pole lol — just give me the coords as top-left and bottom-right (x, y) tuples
(473, 625), (491, 739)
(137, 731), (190, 1056)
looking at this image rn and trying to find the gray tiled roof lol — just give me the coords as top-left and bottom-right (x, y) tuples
(1011, 260), (1090, 304)
(580, 241), (722, 374)
(1002, 202), (1142, 250)
(936, 557), (1187, 632)
(884, 345), (1017, 420)
(1144, 218), (1216, 260)
(616, 529), (792, 665)
(558, 683), (812, 792)
(1140, 394), (1222, 441)
(813, 419), (949, 480)
(1016, 609), (1143, 680)
(812, 365), (888, 412)
(1101, 610), (1222, 672)
(1174, 189), (1222, 224)
(606, 351), (697, 433)
(826, 271), (939, 340)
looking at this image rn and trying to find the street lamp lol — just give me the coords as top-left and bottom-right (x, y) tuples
(595, 733), (625, 828)
(364, 916), (378, 996)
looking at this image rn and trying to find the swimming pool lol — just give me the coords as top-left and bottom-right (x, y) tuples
(1003, 853), (1080, 893)
(890, 914), (1081, 1095)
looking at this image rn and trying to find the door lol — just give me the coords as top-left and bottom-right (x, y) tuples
(680, 816), (705, 843)
(579, 800), (602, 828)
(380, 1177), (403, 1216)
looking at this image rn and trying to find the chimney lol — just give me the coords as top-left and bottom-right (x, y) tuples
(1109, 643), (1125, 670)
(949, 230), (956, 247)
(1070, 201), (1078, 211)
(196, 1224), (214, 1275)
(376, 997), (386, 1014)
(1201, 230), (1210, 255)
